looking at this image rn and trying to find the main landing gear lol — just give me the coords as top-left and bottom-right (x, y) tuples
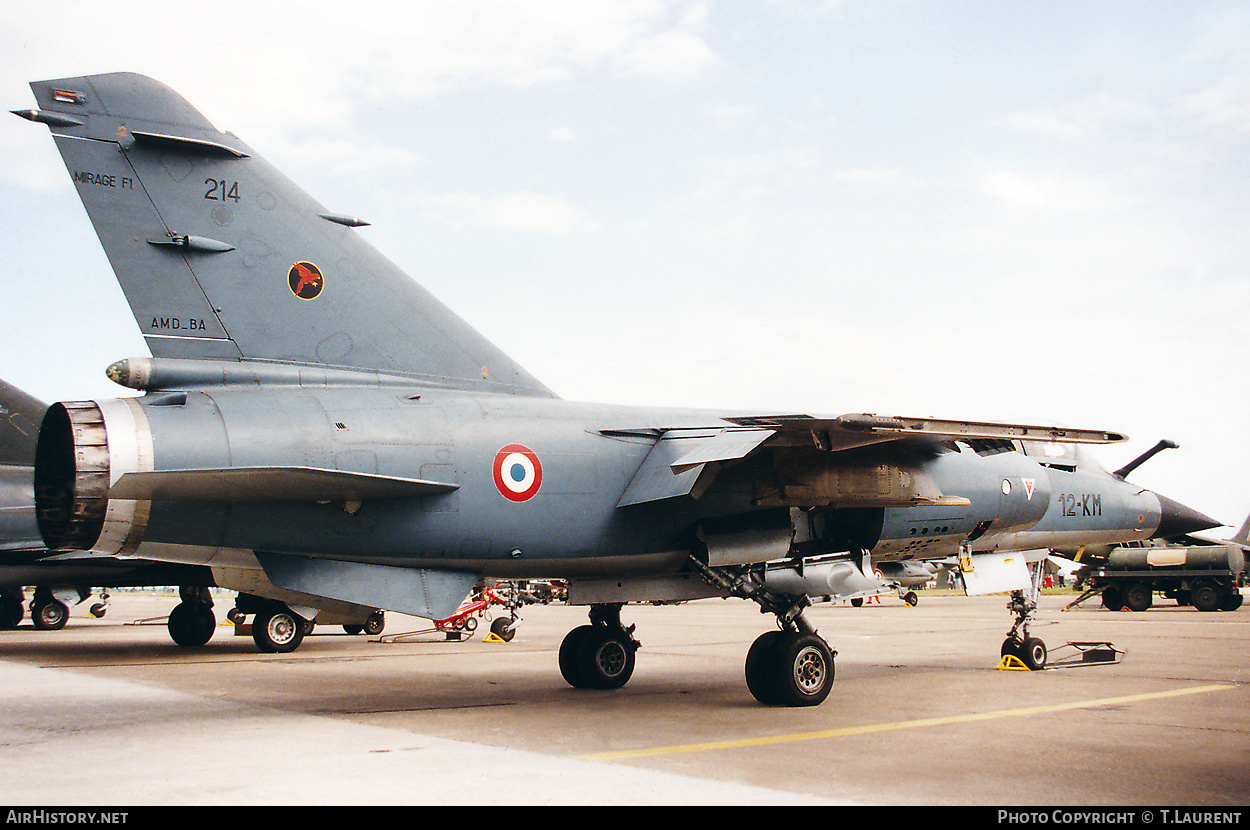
(558, 602), (837, 706)
(227, 594), (313, 653)
(555, 559), (839, 706)
(251, 605), (307, 653)
(690, 555), (837, 706)
(30, 586), (78, 630)
(167, 586), (217, 647)
(559, 604), (640, 690)
(745, 624), (835, 707)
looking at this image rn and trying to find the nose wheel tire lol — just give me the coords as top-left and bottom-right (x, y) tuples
(1002, 636), (1048, 670)
(490, 617), (517, 642)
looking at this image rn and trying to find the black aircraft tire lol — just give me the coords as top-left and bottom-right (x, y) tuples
(1101, 586), (1124, 611)
(1001, 638), (1022, 660)
(490, 617), (516, 642)
(1219, 592), (1244, 611)
(576, 626), (636, 690)
(31, 600), (68, 631)
(364, 612), (385, 635)
(168, 602), (216, 647)
(559, 625), (595, 688)
(745, 631), (786, 705)
(1021, 637), (1048, 671)
(253, 608), (306, 653)
(773, 632), (834, 708)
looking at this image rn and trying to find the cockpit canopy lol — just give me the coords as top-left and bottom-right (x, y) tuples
(956, 438), (1109, 475)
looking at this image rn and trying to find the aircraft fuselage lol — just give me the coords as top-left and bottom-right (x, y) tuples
(34, 386), (1171, 582)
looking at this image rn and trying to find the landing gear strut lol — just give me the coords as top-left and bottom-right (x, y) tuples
(558, 604), (640, 690)
(1000, 558), (1048, 671)
(689, 555), (837, 707)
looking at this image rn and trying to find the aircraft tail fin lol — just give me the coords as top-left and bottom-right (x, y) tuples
(0, 379), (47, 466)
(1232, 512), (1250, 547)
(20, 73), (554, 397)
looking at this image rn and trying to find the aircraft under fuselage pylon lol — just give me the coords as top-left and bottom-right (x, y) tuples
(11, 73), (1218, 706)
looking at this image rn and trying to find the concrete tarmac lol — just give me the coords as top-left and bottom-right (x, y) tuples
(0, 590), (1246, 806)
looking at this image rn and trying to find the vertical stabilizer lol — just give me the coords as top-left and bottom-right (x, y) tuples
(1233, 513), (1250, 547)
(21, 73), (555, 397)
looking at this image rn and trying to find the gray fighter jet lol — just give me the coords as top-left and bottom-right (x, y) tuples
(12, 73), (1218, 706)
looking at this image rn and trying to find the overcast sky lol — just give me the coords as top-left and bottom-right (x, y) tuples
(0, 1), (1246, 528)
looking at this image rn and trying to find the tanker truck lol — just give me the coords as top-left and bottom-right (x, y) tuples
(1081, 543), (1246, 612)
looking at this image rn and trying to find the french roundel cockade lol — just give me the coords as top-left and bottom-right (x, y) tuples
(493, 444), (543, 502)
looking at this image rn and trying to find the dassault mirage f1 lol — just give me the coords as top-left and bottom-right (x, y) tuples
(13, 73), (1217, 706)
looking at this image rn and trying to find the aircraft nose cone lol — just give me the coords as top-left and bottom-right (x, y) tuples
(1153, 494), (1221, 539)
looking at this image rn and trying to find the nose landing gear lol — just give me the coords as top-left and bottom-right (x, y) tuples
(998, 580), (1048, 670)
(996, 554), (1124, 671)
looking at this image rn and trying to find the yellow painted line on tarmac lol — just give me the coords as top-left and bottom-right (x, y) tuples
(579, 683), (1237, 761)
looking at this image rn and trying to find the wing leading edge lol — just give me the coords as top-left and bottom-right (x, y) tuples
(616, 413), (1126, 508)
